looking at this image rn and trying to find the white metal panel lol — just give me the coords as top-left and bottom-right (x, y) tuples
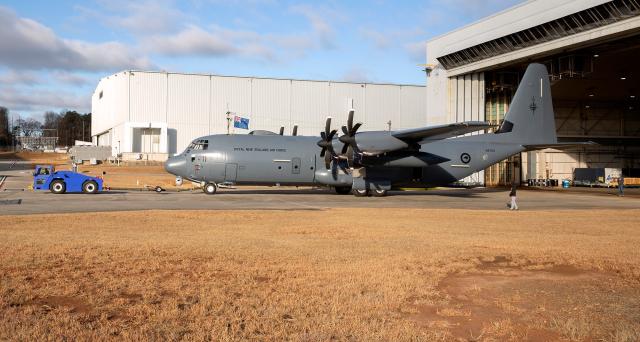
(110, 123), (125, 156)
(171, 123), (211, 154)
(90, 79), (104, 136)
(250, 78), (291, 134)
(447, 77), (456, 124)
(478, 73), (485, 122)
(291, 80), (330, 136)
(365, 84), (400, 131)
(129, 72), (167, 123)
(329, 82), (365, 129)
(211, 76), (253, 135)
(399, 86), (427, 129)
(456, 77), (464, 123)
(167, 73), (210, 127)
(463, 74), (472, 122)
(113, 72), (129, 127)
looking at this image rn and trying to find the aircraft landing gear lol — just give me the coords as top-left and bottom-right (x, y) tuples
(335, 186), (352, 195)
(371, 189), (387, 197)
(203, 182), (217, 195)
(352, 188), (369, 197)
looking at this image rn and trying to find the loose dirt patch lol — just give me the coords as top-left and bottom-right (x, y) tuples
(408, 258), (639, 341)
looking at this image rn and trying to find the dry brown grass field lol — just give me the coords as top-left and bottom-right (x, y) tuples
(2, 208), (640, 341)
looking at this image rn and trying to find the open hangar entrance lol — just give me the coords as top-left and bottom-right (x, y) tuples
(480, 33), (640, 186)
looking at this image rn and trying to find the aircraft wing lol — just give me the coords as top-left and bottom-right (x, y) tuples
(392, 121), (494, 141)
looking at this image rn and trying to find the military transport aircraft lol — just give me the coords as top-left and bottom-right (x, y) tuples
(165, 64), (579, 197)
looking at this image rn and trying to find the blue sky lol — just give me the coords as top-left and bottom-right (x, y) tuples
(0, 0), (523, 119)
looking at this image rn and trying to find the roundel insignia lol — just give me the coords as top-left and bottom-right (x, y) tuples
(460, 153), (471, 164)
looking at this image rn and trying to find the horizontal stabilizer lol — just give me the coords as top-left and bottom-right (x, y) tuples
(523, 142), (597, 150)
(393, 121), (494, 141)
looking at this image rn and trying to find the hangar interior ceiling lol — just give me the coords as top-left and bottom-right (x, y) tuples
(482, 32), (640, 184)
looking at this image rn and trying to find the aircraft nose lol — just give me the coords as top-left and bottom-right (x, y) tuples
(164, 156), (186, 176)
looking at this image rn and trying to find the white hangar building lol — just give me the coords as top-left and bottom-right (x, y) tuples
(91, 71), (426, 160)
(426, 0), (640, 185)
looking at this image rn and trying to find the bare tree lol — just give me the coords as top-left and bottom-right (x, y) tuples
(15, 118), (43, 137)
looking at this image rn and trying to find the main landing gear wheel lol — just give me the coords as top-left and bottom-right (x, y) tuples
(82, 180), (99, 194)
(203, 182), (217, 195)
(50, 180), (66, 194)
(372, 189), (388, 197)
(334, 186), (352, 195)
(352, 188), (369, 197)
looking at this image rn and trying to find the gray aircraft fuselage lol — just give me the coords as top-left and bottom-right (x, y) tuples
(165, 132), (524, 188)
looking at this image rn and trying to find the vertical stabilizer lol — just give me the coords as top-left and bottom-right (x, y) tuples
(496, 64), (557, 145)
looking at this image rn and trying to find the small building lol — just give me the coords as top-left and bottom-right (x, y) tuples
(91, 71), (426, 161)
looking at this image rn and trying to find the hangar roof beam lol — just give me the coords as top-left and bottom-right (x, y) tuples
(437, 0), (640, 70)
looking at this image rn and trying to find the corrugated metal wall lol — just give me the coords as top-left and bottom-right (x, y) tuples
(92, 72), (426, 154)
(447, 72), (486, 185)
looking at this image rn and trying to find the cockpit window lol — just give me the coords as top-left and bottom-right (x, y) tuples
(186, 139), (209, 152)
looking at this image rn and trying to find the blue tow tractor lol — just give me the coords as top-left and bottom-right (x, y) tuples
(32, 165), (104, 194)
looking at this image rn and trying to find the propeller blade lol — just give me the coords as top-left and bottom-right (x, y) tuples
(320, 148), (326, 157)
(325, 117), (332, 135)
(292, 125), (298, 136)
(320, 131), (326, 140)
(341, 143), (348, 154)
(279, 126), (284, 135)
(347, 110), (354, 131)
(341, 126), (349, 136)
(324, 152), (331, 169)
(328, 129), (337, 140)
(351, 122), (362, 135)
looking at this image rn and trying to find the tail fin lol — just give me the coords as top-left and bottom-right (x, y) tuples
(497, 63), (557, 145)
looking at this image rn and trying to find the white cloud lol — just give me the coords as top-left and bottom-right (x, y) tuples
(52, 71), (91, 86)
(341, 67), (371, 83)
(0, 6), (152, 72)
(77, 0), (188, 35)
(290, 4), (339, 49)
(0, 70), (40, 86)
(0, 85), (90, 113)
(145, 25), (240, 57)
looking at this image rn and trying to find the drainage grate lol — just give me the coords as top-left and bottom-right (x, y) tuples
(0, 199), (22, 205)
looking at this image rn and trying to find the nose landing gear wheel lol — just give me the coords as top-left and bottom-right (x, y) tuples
(203, 182), (217, 195)
(352, 188), (369, 197)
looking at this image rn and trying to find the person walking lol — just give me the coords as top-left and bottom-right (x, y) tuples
(618, 174), (625, 197)
(509, 182), (518, 210)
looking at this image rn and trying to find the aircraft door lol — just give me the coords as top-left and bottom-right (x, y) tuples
(225, 163), (238, 182)
(189, 154), (205, 180)
(292, 157), (301, 175)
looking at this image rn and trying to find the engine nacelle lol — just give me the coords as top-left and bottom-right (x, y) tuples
(354, 131), (408, 155)
(314, 169), (353, 186)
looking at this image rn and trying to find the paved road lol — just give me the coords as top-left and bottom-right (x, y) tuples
(1, 160), (638, 215)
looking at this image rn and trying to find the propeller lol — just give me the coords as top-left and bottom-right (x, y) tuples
(316, 117), (338, 169)
(292, 125), (298, 136)
(338, 110), (362, 165)
(279, 126), (284, 135)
